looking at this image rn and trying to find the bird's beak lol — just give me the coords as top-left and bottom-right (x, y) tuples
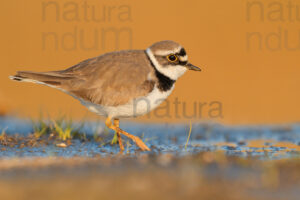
(186, 63), (201, 71)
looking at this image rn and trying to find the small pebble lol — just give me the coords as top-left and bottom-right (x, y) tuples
(56, 143), (67, 148)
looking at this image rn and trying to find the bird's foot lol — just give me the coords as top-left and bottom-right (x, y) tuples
(118, 130), (150, 151)
(106, 117), (150, 152)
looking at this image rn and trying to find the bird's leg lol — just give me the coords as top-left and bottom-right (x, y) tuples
(112, 118), (124, 152)
(105, 117), (151, 151)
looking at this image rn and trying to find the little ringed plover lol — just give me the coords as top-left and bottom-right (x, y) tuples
(10, 40), (201, 152)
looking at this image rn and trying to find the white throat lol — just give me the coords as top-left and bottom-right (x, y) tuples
(146, 48), (187, 80)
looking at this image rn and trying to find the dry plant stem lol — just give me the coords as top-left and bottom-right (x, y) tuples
(184, 121), (192, 150)
(113, 119), (124, 152)
(105, 117), (150, 151)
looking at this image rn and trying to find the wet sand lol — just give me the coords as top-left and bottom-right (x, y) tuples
(0, 117), (299, 199)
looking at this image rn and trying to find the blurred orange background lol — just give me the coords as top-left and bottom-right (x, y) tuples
(1, 0), (299, 124)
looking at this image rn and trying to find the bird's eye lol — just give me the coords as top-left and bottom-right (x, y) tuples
(167, 54), (178, 62)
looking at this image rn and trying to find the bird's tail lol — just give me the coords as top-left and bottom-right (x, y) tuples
(9, 71), (73, 88)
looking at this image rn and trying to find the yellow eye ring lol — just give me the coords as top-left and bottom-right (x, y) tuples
(167, 54), (178, 62)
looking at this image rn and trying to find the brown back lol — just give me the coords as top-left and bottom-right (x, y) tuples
(16, 50), (156, 106)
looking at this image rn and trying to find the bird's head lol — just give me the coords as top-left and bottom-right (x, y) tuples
(146, 40), (201, 80)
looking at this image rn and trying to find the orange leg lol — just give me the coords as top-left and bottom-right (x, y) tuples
(113, 118), (124, 152)
(105, 117), (150, 151)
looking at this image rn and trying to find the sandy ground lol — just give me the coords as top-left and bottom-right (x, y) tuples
(0, 154), (299, 200)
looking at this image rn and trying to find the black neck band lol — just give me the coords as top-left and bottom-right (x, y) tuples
(145, 50), (175, 92)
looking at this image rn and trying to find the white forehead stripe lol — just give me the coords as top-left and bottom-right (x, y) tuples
(146, 48), (187, 80)
(153, 46), (182, 56)
(180, 55), (188, 61)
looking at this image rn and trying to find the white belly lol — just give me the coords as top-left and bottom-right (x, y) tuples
(80, 85), (174, 119)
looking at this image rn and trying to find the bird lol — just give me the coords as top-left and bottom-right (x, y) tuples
(9, 40), (201, 152)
